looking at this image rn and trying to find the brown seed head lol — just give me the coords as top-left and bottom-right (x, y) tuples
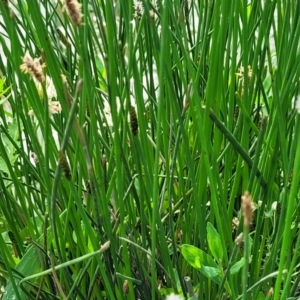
(123, 280), (129, 294)
(129, 106), (138, 136)
(65, 0), (83, 26)
(235, 233), (243, 245)
(267, 287), (274, 296)
(20, 51), (45, 83)
(241, 191), (254, 228)
(58, 151), (71, 180)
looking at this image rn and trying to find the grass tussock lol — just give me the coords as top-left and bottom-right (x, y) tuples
(0, 0), (300, 299)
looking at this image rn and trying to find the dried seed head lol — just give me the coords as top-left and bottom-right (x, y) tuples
(20, 51), (45, 83)
(235, 233), (243, 245)
(58, 151), (71, 180)
(100, 241), (110, 252)
(129, 106), (138, 136)
(123, 280), (129, 294)
(241, 191), (254, 228)
(133, 0), (144, 20)
(232, 217), (239, 233)
(149, 10), (155, 19)
(48, 101), (62, 115)
(30, 151), (39, 165)
(267, 287), (274, 296)
(65, 0), (83, 26)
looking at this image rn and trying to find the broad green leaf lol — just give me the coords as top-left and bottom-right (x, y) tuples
(194, 256), (201, 269)
(207, 222), (223, 260)
(2, 245), (41, 300)
(181, 244), (221, 284)
(3, 213), (65, 300)
(201, 265), (220, 279)
(230, 257), (245, 275)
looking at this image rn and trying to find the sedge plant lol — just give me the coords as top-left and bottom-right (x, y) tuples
(0, 0), (299, 299)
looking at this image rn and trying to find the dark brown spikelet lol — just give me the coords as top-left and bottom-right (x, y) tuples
(86, 100), (90, 117)
(276, 202), (281, 215)
(129, 106), (138, 136)
(85, 180), (94, 195)
(8, 231), (16, 244)
(234, 105), (239, 122)
(8, 231), (18, 257)
(182, 0), (189, 18)
(58, 151), (71, 180)
(239, 241), (245, 254)
(56, 28), (71, 47)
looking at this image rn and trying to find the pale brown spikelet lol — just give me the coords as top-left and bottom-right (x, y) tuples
(20, 51), (45, 83)
(232, 217), (239, 234)
(235, 233), (244, 253)
(149, 10), (155, 19)
(235, 232), (243, 245)
(30, 152), (39, 165)
(241, 191), (254, 228)
(65, 0), (83, 26)
(123, 280), (129, 294)
(267, 287), (274, 297)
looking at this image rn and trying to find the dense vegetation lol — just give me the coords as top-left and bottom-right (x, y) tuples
(0, 0), (300, 299)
